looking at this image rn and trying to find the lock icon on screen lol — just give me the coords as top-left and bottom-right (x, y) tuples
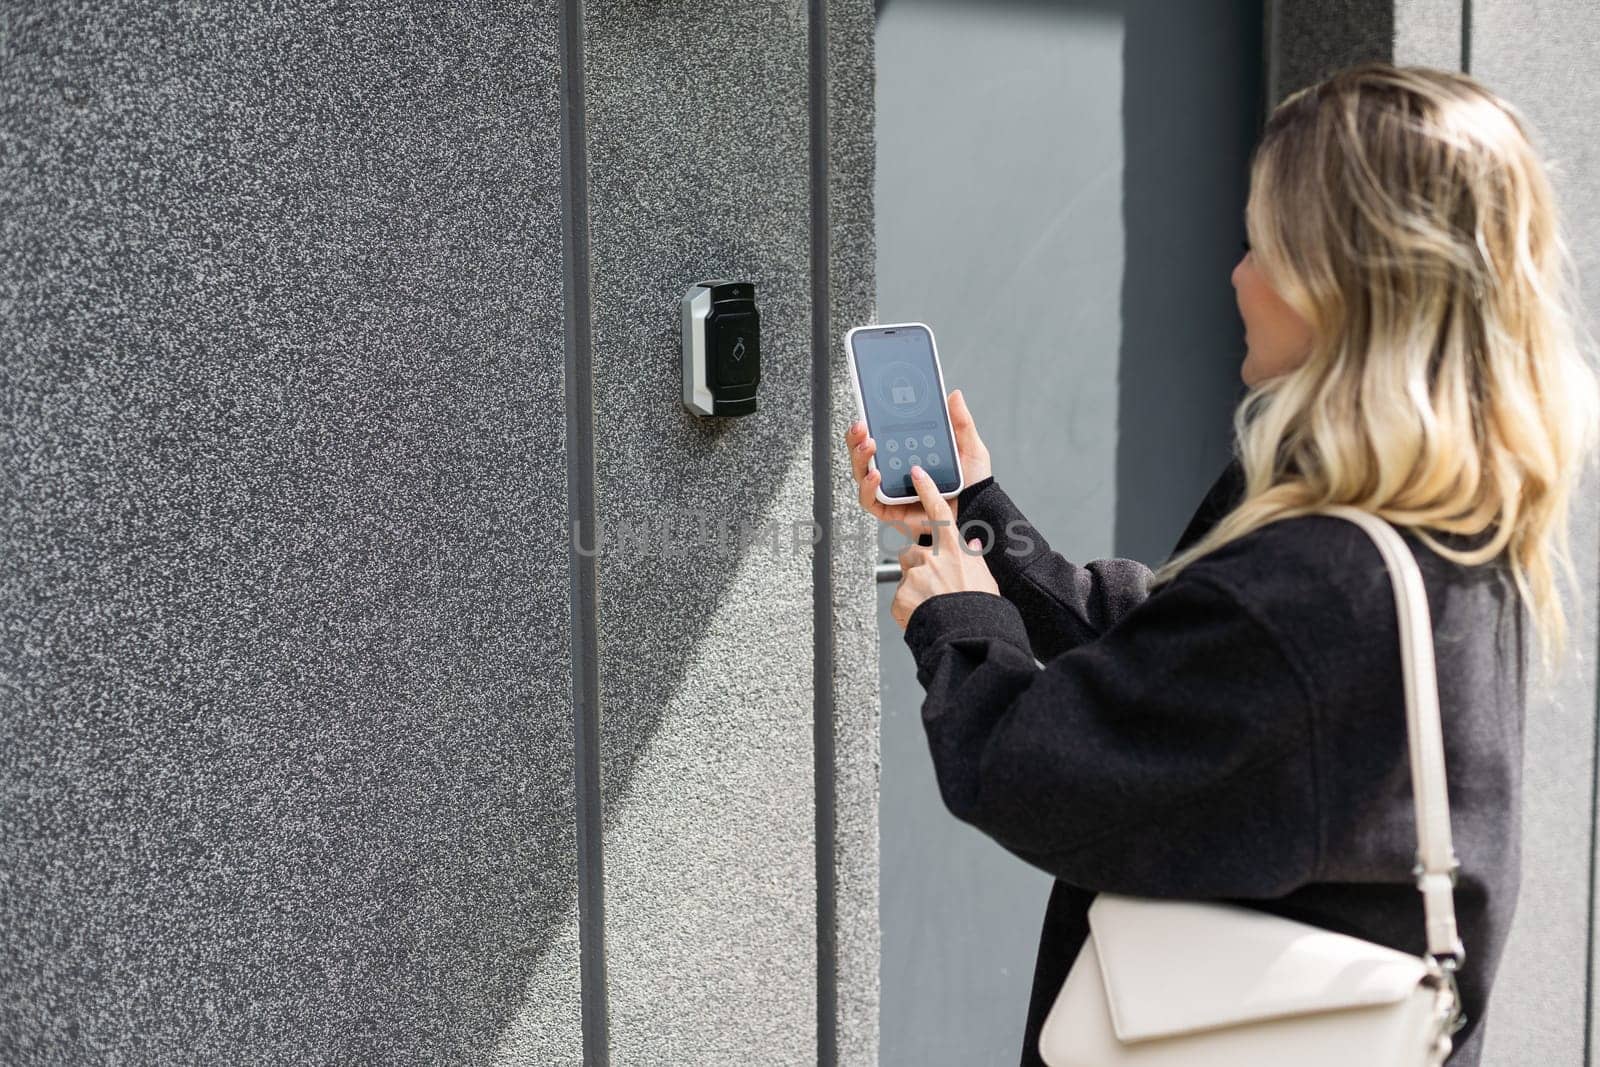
(891, 377), (916, 404)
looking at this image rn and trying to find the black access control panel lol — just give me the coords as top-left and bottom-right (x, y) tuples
(707, 282), (760, 405)
(683, 278), (761, 417)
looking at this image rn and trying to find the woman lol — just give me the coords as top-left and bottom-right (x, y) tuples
(843, 62), (1599, 1066)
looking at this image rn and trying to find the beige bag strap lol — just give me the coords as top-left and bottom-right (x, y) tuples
(1318, 506), (1466, 966)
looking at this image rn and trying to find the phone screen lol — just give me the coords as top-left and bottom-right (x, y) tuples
(850, 324), (960, 498)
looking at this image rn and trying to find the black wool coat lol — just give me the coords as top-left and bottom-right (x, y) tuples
(902, 458), (1525, 1067)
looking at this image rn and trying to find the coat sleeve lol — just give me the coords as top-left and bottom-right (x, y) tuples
(901, 571), (1323, 900)
(953, 476), (1155, 662)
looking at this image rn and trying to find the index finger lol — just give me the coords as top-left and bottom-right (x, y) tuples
(908, 465), (957, 551)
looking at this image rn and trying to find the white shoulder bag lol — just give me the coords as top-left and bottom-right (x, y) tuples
(1039, 506), (1468, 1067)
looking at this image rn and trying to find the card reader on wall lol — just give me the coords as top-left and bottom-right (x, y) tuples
(683, 278), (760, 416)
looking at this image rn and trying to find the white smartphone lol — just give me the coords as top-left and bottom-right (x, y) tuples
(845, 321), (965, 505)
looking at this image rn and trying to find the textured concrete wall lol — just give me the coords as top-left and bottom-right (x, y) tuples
(1467, 5), (1600, 1062)
(824, 3), (886, 1063)
(1267, 0), (1393, 104)
(579, 0), (878, 1061)
(1268, 0), (1463, 101)
(1267, 2), (1600, 1060)
(1, 3), (582, 1063)
(582, 0), (819, 1054)
(1, 1), (879, 1064)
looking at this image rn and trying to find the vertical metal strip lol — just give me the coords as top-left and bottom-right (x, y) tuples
(1587, 545), (1598, 1066)
(1460, 0), (1472, 72)
(559, 0), (610, 1061)
(1587, 644), (1597, 1065)
(808, 0), (839, 1063)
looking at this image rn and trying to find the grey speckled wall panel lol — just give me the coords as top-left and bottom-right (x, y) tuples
(824, 2), (884, 1065)
(582, 0), (880, 1058)
(1268, 2), (1600, 1060)
(1470, 5), (1600, 1062)
(0, 4), (580, 1064)
(585, 0), (819, 1055)
(1267, 0), (1394, 103)
(3, 1), (880, 1063)
(1267, 0), (1463, 102)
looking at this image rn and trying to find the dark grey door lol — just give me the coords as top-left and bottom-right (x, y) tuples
(874, 2), (1263, 1062)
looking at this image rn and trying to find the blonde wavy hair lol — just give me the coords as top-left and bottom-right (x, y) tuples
(1149, 62), (1600, 675)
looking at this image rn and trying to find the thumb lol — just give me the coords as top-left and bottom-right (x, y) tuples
(950, 389), (981, 441)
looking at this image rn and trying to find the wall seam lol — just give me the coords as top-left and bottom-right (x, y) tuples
(1587, 538), (1598, 1067)
(809, 0), (838, 1063)
(559, 0), (610, 1061)
(1587, 657), (1597, 1067)
(1264, 0), (1281, 108)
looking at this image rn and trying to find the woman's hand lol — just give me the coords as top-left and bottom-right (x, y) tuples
(890, 464), (1001, 630)
(844, 388), (992, 540)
